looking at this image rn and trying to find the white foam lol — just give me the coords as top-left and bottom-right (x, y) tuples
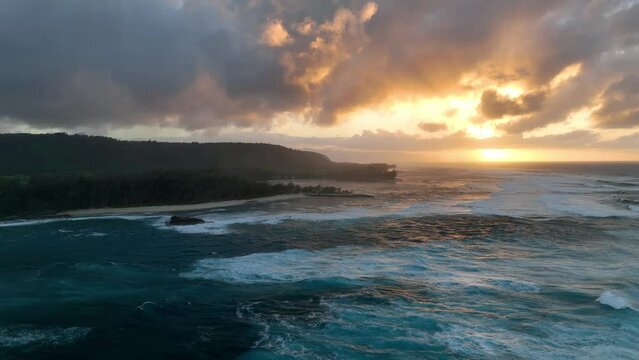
(183, 245), (475, 284)
(182, 245), (540, 296)
(158, 206), (389, 235)
(182, 247), (403, 283)
(158, 197), (476, 235)
(136, 301), (159, 311)
(0, 218), (61, 228)
(0, 326), (90, 348)
(469, 172), (639, 218)
(540, 194), (632, 218)
(597, 291), (637, 311)
(0, 214), (153, 228)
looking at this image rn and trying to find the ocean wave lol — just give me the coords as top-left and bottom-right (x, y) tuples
(158, 199), (474, 235)
(488, 279), (539, 293)
(182, 246), (424, 284)
(181, 245), (541, 300)
(238, 291), (637, 360)
(87, 232), (107, 237)
(597, 179), (639, 188)
(540, 194), (635, 218)
(0, 326), (90, 348)
(136, 301), (160, 311)
(182, 247), (395, 284)
(596, 290), (638, 311)
(0, 218), (63, 228)
(614, 196), (639, 205)
(0, 214), (152, 228)
(469, 173), (639, 218)
(156, 208), (387, 235)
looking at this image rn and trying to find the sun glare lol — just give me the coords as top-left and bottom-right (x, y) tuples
(496, 86), (524, 98)
(480, 148), (511, 161)
(467, 125), (496, 139)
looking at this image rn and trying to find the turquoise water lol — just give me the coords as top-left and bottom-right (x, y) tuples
(1, 165), (638, 359)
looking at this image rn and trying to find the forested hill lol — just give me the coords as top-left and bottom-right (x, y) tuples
(0, 133), (396, 181)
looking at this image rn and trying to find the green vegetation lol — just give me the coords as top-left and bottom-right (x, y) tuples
(0, 171), (351, 219)
(0, 133), (396, 181)
(0, 133), (395, 219)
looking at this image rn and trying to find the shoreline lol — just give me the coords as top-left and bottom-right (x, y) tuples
(59, 194), (306, 217)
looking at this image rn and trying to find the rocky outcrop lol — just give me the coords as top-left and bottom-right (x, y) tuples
(166, 215), (205, 226)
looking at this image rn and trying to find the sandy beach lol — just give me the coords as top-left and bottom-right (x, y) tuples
(60, 193), (306, 217)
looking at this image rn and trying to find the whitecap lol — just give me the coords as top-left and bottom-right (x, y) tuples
(0, 326), (90, 348)
(596, 290), (637, 311)
(0, 218), (61, 228)
(0, 214), (153, 228)
(136, 301), (159, 311)
(181, 246), (434, 284)
(468, 172), (639, 218)
(157, 198), (475, 235)
(158, 207), (386, 235)
(181, 245), (536, 291)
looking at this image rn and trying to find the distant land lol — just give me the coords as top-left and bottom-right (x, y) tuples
(0, 133), (396, 181)
(0, 133), (396, 219)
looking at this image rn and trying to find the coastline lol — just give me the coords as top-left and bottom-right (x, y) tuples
(59, 193), (306, 217)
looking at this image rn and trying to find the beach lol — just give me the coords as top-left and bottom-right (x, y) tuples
(59, 193), (306, 217)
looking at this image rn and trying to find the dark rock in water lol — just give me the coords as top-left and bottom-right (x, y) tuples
(167, 216), (205, 226)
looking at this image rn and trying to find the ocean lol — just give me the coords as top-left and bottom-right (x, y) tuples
(1, 164), (638, 359)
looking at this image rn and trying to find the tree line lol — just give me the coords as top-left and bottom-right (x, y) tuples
(0, 170), (349, 219)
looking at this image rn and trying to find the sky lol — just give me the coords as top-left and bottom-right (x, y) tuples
(1, 0), (639, 163)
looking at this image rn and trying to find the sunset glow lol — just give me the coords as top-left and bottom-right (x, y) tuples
(0, 0), (638, 164)
(479, 149), (512, 162)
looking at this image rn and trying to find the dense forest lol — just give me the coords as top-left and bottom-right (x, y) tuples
(0, 133), (394, 219)
(0, 133), (396, 181)
(0, 171), (350, 219)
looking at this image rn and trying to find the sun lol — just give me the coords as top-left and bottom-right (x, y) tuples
(480, 148), (511, 161)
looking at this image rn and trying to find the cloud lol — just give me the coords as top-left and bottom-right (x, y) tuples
(593, 74), (639, 128)
(479, 90), (545, 119)
(598, 131), (639, 148)
(610, 2), (639, 47)
(359, 2), (378, 22)
(418, 122), (448, 132)
(202, 128), (601, 153)
(261, 19), (293, 47)
(0, 0), (637, 138)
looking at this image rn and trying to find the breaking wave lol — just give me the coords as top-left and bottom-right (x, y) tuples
(597, 290), (638, 311)
(0, 326), (90, 349)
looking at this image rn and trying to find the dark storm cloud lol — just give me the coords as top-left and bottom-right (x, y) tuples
(498, 1), (639, 133)
(0, 0), (304, 128)
(610, 1), (639, 47)
(593, 74), (639, 128)
(479, 90), (545, 119)
(0, 0), (198, 125)
(0, 0), (638, 132)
